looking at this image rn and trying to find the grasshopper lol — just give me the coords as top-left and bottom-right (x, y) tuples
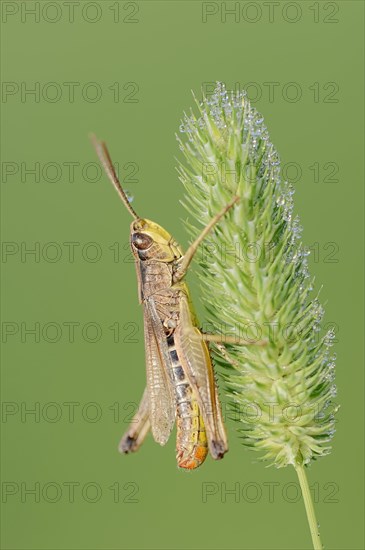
(92, 135), (253, 469)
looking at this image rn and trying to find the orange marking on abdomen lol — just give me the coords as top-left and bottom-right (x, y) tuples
(176, 404), (208, 470)
(177, 444), (208, 470)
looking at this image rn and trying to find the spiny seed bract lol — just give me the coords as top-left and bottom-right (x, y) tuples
(176, 82), (338, 469)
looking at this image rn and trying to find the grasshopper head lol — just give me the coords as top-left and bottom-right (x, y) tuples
(130, 219), (183, 262)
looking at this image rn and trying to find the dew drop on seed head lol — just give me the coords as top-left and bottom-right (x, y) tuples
(125, 190), (134, 203)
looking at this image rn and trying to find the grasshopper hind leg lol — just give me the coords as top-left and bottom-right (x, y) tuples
(119, 388), (150, 454)
(175, 386), (208, 470)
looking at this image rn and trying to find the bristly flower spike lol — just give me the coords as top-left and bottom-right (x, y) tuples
(177, 82), (338, 550)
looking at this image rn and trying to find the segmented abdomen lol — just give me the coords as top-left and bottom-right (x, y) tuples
(167, 335), (208, 469)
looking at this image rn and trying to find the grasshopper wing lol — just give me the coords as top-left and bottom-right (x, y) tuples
(143, 298), (176, 446)
(174, 293), (228, 459)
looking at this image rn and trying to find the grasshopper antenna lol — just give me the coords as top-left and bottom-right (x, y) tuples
(90, 133), (139, 219)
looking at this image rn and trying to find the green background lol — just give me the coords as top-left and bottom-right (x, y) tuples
(1, 1), (364, 549)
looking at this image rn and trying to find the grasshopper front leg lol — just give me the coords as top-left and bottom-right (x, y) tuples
(119, 388), (150, 454)
(173, 196), (239, 283)
(202, 333), (267, 346)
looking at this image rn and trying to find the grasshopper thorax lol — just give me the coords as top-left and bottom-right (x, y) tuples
(130, 218), (183, 262)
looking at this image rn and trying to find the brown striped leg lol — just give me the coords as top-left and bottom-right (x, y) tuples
(119, 388), (150, 454)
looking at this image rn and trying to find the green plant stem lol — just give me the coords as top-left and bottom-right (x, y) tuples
(294, 464), (323, 550)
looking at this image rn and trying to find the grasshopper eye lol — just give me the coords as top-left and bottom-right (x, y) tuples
(132, 232), (153, 250)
